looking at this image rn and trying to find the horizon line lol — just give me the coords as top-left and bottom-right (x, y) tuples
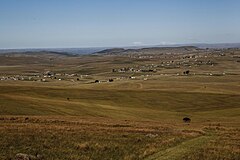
(1, 42), (240, 50)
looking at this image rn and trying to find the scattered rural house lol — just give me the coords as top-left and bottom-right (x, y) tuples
(109, 79), (114, 82)
(183, 70), (190, 75)
(146, 133), (158, 138)
(44, 71), (55, 77)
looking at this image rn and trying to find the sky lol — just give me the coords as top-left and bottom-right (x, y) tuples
(0, 0), (240, 49)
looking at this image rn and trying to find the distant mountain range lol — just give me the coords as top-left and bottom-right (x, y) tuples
(0, 47), (108, 55)
(0, 43), (239, 55)
(192, 43), (240, 49)
(94, 46), (200, 55)
(173, 43), (240, 49)
(156, 43), (240, 49)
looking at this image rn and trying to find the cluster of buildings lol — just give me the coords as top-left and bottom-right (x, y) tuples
(112, 67), (157, 73)
(0, 71), (86, 82)
(0, 75), (34, 81)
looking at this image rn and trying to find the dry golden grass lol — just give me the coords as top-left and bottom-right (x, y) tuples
(0, 116), (205, 160)
(0, 49), (239, 159)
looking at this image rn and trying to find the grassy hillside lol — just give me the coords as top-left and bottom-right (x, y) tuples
(0, 80), (239, 121)
(0, 49), (239, 159)
(0, 79), (239, 159)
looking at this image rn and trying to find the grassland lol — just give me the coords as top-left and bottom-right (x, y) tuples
(0, 48), (239, 159)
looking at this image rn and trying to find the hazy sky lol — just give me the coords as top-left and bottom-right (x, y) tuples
(0, 0), (240, 49)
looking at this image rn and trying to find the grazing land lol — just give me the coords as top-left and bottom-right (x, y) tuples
(0, 47), (239, 159)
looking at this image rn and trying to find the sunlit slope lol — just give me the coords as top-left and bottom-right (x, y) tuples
(0, 82), (239, 122)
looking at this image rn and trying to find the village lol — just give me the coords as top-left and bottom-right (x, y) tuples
(0, 49), (238, 84)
